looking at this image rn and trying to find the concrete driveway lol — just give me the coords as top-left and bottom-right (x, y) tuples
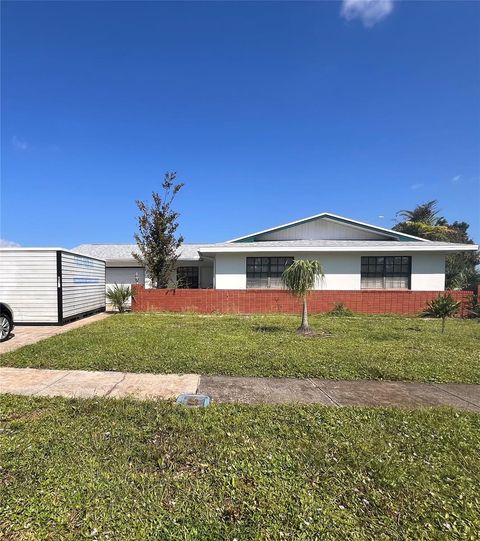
(0, 313), (110, 354)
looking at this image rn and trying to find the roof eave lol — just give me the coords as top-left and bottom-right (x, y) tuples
(200, 244), (478, 254)
(104, 255), (202, 265)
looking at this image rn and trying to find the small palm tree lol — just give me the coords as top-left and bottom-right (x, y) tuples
(106, 284), (132, 313)
(422, 293), (461, 333)
(281, 259), (324, 335)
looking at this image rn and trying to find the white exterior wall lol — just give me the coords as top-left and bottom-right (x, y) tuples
(215, 254), (247, 289)
(0, 249), (58, 323)
(214, 252), (360, 290)
(213, 252), (446, 291)
(410, 253), (445, 291)
(61, 253), (106, 318)
(308, 253), (361, 290)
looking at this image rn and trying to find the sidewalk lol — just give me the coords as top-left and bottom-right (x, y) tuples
(198, 375), (480, 411)
(0, 367), (479, 411)
(0, 367), (198, 400)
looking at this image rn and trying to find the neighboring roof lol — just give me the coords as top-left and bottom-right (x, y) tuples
(0, 247), (105, 262)
(0, 247), (66, 251)
(227, 212), (429, 243)
(199, 240), (479, 254)
(73, 243), (215, 262)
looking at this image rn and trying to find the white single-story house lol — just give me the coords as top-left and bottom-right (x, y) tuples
(74, 212), (478, 292)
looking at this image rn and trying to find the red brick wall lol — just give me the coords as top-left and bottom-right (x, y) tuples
(131, 285), (474, 316)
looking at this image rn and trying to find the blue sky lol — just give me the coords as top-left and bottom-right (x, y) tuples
(2, 0), (479, 248)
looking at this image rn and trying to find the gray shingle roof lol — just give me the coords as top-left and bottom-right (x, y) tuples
(72, 243), (215, 262)
(202, 240), (457, 248)
(73, 239), (477, 263)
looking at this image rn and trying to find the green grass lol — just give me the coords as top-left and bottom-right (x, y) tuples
(2, 313), (479, 383)
(1, 396), (479, 540)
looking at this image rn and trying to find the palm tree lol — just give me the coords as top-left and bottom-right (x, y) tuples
(396, 200), (440, 225)
(106, 284), (132, 313)
(281, 259), (324, 335)
(422, 293), (461, 333)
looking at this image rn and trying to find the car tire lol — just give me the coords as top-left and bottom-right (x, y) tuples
(0, 314), (12, 342)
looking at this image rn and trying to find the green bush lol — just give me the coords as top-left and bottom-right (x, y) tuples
(327, 302), (354, 317)
(467, 294), (480, 319)
(106, 284), (132, 313)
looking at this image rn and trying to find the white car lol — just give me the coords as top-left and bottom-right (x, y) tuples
(0, 302), (14, 342)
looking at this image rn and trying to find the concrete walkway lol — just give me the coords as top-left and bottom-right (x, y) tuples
(0, 367), (199, 400)
(0, 313), (110, 354)
(1, 367), (479, 411)
(198, 376), (480, 411)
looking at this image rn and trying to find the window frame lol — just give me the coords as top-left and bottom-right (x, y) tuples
(360, 256), (412, 290)
(246, 256), (294, 289)
(176, 266), (199, 289)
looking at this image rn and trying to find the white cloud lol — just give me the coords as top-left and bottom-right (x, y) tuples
(12, 136), (28, 151)
(341, 0), (394, 27)
(0, 238), (21, 247)
(452, 175), (461, 184)
(410, 183), (424, 191)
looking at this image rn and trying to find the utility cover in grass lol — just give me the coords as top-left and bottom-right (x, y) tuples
(176, 394), (211, 407)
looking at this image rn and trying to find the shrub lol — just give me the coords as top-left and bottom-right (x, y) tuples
(328, 302), (354, 317)
(422, 293), (461, 333)
(106, 284), (132, 313)
(466, 294), (480, 319)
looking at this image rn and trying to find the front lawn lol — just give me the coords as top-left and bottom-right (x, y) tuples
(1, 395), (479, 540)
(2, 313), (479, 383)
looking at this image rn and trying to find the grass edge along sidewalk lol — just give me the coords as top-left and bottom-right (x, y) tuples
(1, 312), (479, 384)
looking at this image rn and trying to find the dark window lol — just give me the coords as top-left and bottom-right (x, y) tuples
(246, 257), (293, 289)
(361, 256), (411, 289)
(177, 266), (199, 289)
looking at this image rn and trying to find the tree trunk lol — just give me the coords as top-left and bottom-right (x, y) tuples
(297, 297), (315, 336)
(301, 297), (308, 329)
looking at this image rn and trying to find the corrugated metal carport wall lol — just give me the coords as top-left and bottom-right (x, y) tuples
(0, 248), (106, 324)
